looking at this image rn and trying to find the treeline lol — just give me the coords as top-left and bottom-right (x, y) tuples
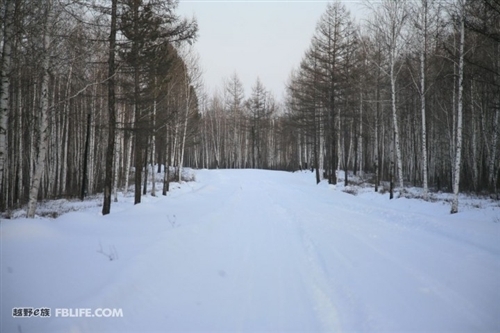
(189, 76), (291, 171)
(0, 0), (199, 216)
(193, 0), (500, 213)
(1, 0), (499, 216)
(282, 0), (500, 212)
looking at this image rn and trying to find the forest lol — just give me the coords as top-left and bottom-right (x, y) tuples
(0, 0), (499, 217)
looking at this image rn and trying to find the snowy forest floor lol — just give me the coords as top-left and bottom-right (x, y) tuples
(1, 169), (500, 332)
(4, 168), (500, 221)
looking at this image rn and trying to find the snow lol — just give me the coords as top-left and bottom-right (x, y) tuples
(2, 169), (500, 333)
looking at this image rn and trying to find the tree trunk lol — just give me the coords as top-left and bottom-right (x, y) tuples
(60, 65), (72, 196)
(358, 91), (363, 178)
(132, 0), (142, 205)
(102, 0), (117, 215)
(163, 130), (172, 196)
(489, 42), (500, 194)
(16, 70), (23, 205)
(314, 106), (320, 184)
(151, 93), (156, 196)
(113, 131), (120, 203)
(0, 0), (15, 204)
(143, 142), (148, 195)
(81, 112), (91, 200)
(451, 10), (465, 214)
(420, 49), (429, 200)
(374, 65), (381, 192)
(390, 58), (404, 191)
(27, 4), (52, 217)
(390, 131), (395, 200)
(471, 83), (479, 191)
(179, 83), (190, 182)
(490, 105), (499, 193)
(123, 133), (133, 196)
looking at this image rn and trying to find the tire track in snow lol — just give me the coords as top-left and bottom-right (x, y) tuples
(262, 180), (343, 332)
(266, 176), (498, 331)
(166, 172), (323, 331)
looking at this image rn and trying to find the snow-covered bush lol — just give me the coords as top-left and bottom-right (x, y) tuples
(343, 186), (358, 196)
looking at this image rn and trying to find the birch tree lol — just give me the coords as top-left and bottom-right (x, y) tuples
(410, 0), (442, 200)
(366, 0), (408, 191)
(27, 0), (54, 218)
(451, 0), (466, 214)
(178, 47), (202, 182)
(0, 0), (15, 204)
(465, 0), (500, 195)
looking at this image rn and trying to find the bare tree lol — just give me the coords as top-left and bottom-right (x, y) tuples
(0, 0), (15, 206)
(409, 0), (443, 200)
(366, 0), (409, 192)
(102, 0), (118, 215)
(451, 0), (466, 214)
(178, 46), (202, 182)
(223, 73), (245, 168)
(27, 0), (54, 218)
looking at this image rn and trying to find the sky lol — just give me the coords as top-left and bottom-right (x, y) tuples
(177, 0), (366, 101)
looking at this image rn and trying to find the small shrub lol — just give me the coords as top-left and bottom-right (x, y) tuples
(182, 173), (196, 182)
(343, 186), (358, 196)
(471, 202), (482, 209)
(97, 241), (119, 261)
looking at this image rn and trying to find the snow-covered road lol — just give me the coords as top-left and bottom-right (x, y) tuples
(2, 169), (500, 332)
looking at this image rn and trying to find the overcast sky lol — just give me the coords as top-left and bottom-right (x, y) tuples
(177, 0), (366, 101)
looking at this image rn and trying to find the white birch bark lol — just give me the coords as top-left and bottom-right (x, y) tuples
(451, 37), (457, 181)
(172, 121), (178, 168)
(420, 48), (429, 200)
(29, 83), (37, 186)
(27, 3), (52, 218)
(451, 8), (465, 214)
(204, 120), (209, 168)
(417, 0), (431, 200)
(178, 105), (189, 181)
(113, 106), (123, 202)
(411, 0), (440, 199)
(489, 43), (500, 191)
(113, 134), (121, 202)
(179, 80), (190, 182)
(48, 79), (58, 194)
(366, 0), (407, 191)
(151, 95), (157, 195)
(0, 0), (15, 196)
(358, 92), (363, 178)
(390, 54), (404, 190)
(337, 114), (341, 173)
(60, 65), (72, 195)
(16, 71), (23, 205)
